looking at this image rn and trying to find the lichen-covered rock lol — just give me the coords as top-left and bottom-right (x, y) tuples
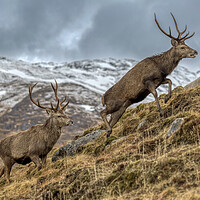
(167, 118), (185, 138)
(52, 130), (105, 162)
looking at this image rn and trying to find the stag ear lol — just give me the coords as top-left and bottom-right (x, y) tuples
(171, 39), (178, 47)
(46, 108), (53, 115)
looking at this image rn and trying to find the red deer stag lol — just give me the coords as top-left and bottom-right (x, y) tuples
(0, 81), (73, 183)
(101, 13), (198, 137)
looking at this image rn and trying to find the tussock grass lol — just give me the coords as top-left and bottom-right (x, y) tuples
(0, 86), (200, 199)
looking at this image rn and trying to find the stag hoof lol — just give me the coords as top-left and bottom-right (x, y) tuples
(106, 130), (112, 138)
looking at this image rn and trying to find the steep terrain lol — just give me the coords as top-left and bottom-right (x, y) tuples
(0, 57), (198, 143)
(0, 84), (199, 200)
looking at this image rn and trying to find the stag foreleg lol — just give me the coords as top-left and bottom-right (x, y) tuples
(145, 81), (164, 116)
(161, 78), (172, 103)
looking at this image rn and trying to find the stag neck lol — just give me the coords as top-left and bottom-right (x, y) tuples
(150, 47), (182, 76)
(162, 47), (182, 75)
(44, 117), (62, 132)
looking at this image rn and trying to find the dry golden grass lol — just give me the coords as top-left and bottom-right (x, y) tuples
(0, 86), (200, 200)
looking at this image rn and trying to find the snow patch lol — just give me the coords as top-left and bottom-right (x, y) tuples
(80, 105), (95, 111)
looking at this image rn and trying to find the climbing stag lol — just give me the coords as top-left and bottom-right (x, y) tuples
(101, 13), (197, 137)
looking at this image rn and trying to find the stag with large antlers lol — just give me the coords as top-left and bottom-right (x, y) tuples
(101, 13), (198, 137)
(0, 81), (73, 183)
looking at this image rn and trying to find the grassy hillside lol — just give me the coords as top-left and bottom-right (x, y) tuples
(0, 85), (199, 200)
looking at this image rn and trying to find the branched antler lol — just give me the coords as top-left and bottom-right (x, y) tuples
(154, 13), (195, 42)
(29, 80), (69, 111)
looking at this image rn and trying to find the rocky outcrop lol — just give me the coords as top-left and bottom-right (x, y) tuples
(52, 130), (105, 162)
(167, 118), (185, 138)
(185, 77), (200, 90)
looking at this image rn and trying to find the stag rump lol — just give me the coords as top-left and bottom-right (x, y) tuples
(0, 81), (73, 183)
(100, 13), (197, 137)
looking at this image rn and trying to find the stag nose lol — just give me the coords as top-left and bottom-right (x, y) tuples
(194, 50), (198, 55)
(69, 120), (73, 125)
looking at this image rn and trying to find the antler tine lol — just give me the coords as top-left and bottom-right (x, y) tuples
(51, 80), (59, 101)
(60, 96), (67, 105)
(181, 31), (190, 40)
(29, 83), (52, 110)
(50, 80), (70, 111)
(169, 26), (172, 36)
(181, 25), (187, 35)
(170, 12), (182, 38)
(61, 100), (70, 111)
(51, 80), (61, 110)
(60, 96), (70, 111)
(182, 32), (195, 41)
(154, 13), (177, 40)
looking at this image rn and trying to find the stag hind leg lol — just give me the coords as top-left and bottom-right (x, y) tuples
(100, 109), (112, 137)
(109, 100), (132, 134)
(101, 100), (131, 138)
(145, 80), (164, 116)
(101, 101), (124, 137)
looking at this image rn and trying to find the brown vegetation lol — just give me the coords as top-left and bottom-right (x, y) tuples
(0, 85), (199, 199)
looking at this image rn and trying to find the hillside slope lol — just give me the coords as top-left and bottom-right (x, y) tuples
(0, 57), (198, 143)
(0, 85), (199, 200)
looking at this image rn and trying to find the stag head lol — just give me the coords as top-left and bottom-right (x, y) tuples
(155, 13), (198, 59)
(29, 80), (73, 127)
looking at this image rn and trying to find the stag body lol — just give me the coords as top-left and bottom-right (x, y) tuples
(101, 13), (197, 137)
(0, 81), (72, 183)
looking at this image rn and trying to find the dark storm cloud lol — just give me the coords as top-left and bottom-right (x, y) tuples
(0, 0), (100, 60)
(0, 0), (199, 70)
(79, 0), (200, 70)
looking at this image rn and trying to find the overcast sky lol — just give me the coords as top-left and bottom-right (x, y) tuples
(0, 0), (199, 71)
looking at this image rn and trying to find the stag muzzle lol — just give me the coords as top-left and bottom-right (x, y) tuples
(194, 50), (198, 57)
(189, 50), (198, 58)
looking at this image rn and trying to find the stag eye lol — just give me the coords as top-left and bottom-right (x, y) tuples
(181, 46), (185, 49)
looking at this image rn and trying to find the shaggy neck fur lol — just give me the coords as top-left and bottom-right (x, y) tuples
(44, 117), (62, 133)
(149, 47), (182, 76)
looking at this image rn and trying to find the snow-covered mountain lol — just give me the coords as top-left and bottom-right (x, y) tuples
(0, 57), (198, 142)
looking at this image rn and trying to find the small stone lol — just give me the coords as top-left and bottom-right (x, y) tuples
(167, 118), (184, 138)
(137, 120), (147, 129)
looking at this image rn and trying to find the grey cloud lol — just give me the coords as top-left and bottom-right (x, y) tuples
(0, 0), (98, 60)
(0, 0), (199, 71)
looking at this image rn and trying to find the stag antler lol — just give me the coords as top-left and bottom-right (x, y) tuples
(154, 13), (195, 42)
(50, 80), (69, 110)
(29, 81), (69, 111)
